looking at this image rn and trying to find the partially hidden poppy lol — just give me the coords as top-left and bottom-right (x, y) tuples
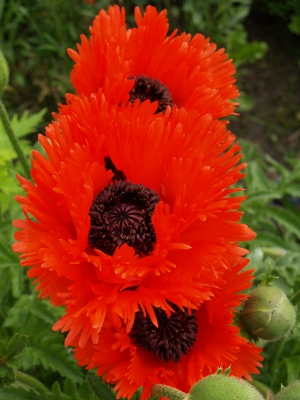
(13, 90), (256, 355)
(72, 259), (263, 400)
(66, 5), (239, 119)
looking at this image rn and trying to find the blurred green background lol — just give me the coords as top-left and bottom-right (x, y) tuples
(0, 1), (300, 399)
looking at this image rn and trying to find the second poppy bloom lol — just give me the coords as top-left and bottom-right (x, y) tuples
(67, 5), (239, 118)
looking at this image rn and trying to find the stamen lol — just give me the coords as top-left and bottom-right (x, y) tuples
(129, 74), (174, 114)
(88, 181), (159, 256)
(130, 303), (198, 362)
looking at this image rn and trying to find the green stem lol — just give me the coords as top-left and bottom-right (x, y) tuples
(0, 99), (31, 179)
(0, 352), (10, 364)
(151, 384), (188, 400)
(268, 339), (285, 368)
(260, 247), (286, 258)
(15, 370), (51, 395)
(0, 232), (19, 260)
(251, 380), (275, 400)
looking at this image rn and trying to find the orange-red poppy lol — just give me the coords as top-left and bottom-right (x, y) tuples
(67, 5), (239, 119)
(72, 260), (263, 400)
(11, 4), (263, 398)
(13, 91), (255, 351)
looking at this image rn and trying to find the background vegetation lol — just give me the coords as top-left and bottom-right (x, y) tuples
(0, 0), (299, 399)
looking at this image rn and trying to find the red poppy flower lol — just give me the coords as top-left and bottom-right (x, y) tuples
(13, 90), (255, 350)
(66, 5), (239, 119)
(72, 260), (263, 400)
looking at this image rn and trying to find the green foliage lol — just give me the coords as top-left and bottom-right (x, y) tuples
(181, 0), (267, 67)
(0, 49), (9, 97)
(0, 334), (28, 387)
(237, 140), (300, 393)
(0, 107), (46, 214)
(0, 374), (106, 400)
(3, 295), (82, 383)
(240, 139), (300, 254)
(224, 24), (267, 68)
(87, 375), (117, 400)
(254, 0), (300, 35)
(1, 0), (268, 117)
(0, 0), (111, 116)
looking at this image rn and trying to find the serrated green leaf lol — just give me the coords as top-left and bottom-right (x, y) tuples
(0, 268), (11, 301)
(0, 335), (28, 388)
(10, 108), (47, 138)
(4, 294), (59, 328)
(285, 357), (300, 384)
(245, 191), (282, 206)
(264, 154), (290, 179)
(284, 184), (300, 198)
(87, 374), (116, 400)
(11, 263), (25, 298)
(0, 386), (46, 400)
(7, 334), (28, 358)
(3, 296), (81, 383)
(51, 381), (63, 396)
(77, 381), (100, 400)
(255, 232), (294, 250)
(0, 233), (19, 262)
(246, 160), (272, 192)
(63, 378), (80, 400)
(5, 358), (19, 369)
(0, 363), (15, 388)
(0, 109), (46, 163)
(50, 380), (100, 400)
(21, 343), (82, 383)
(266, 207), (300, 239)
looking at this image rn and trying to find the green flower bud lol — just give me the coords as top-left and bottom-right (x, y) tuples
(186, 374), (264, 400)
(0, 50), (9, 97)
(275, 381), (300, 400)
(240, 286), (296, 341)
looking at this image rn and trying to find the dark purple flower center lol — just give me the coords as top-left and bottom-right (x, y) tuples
(88, 180), (159, 256)
(130, 303), (198, 363)
(128, 74), (174, 114)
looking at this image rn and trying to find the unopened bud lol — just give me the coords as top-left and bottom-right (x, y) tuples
(0, 50), (9, 97)
(187, 374), (264, 400)
(275, 381), (300, 399)
(240, 286), (296, 341)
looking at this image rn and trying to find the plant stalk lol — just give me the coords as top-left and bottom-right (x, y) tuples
(0, 99), (31, 179)
(15, 370), (51, 394)
(151, 384), (188, 400)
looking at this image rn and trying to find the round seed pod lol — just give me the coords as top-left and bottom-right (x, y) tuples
(187, 374), (264, 400)
(275, 381), (300, 400)
(240, 286), (296, 341)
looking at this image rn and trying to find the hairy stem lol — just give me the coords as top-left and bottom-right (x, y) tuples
(15, 370), (51, 394)
(151, 384), (188, 400)
(0, 100), (30, 178)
